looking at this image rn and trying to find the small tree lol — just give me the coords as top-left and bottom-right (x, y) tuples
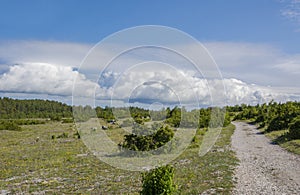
(141, 165), (176, 195)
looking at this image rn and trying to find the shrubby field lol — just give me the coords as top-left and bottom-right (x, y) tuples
(0, 98), (299, 194)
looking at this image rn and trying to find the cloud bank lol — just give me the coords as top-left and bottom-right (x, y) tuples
(205, 42), (300, 87)
(0, 63), (96, 97)
(0, 62), (298, 107)
(0, 40), (299, 106)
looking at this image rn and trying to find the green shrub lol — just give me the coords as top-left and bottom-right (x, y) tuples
(266, 115), (289, 132)
(11, 119), (46, 125)
(120, 126), (174, 152)
(141, 165), (176, 195)
(50, 115), (62, 121)
(0, 121), (21, 131)
(288, 118), (300, 139)
(134, 117), (144, 125)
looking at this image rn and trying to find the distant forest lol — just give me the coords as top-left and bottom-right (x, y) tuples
(0, 97), (72, 119)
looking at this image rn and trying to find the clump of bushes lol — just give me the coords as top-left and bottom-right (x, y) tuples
(50, 115), (62, 121)
(288, 118), (300, 139)
(141, 165), (176, 195)
(232, 101), (300, 134)
(120, 125), (174, 152)
(0, 119), (45, 128)
(13, 119), (46, 125)
(0, 121), (21, 131)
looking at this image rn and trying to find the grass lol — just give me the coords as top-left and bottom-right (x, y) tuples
(0, 121), (238, 194)
(263, 129), (300, 155)
(173, 124), (238, 194)
(244, 120), (300, 155)
(0, 122), (141, 194)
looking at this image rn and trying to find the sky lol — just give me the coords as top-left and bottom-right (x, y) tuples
(0, 0), (300, 107)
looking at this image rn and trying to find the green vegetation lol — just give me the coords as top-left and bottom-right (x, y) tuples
(141, 165), (176, 195)
(2, 97), (299, 193)
(0, 120), (21, 131)
(0, 122), (142, 194)
(120, 125), (174, 152)
(0, 97), (72, 119)
(289, 117), (300, 139)
(96, 106), (115, 120)
(173, 124), (238, 194)
(0, 97), (239, 194)
(0, 119), (48, 131)
(1, 119), (46, 125)
(0, 121), (237, 194)
(1, 97), (232, 129)
(61, 118), (74, 123)
(230, 101), (300, 154)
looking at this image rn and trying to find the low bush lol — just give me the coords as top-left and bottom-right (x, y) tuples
(288, 118), (300, 139)
(120, 125), (174, 152)
(141, 165), (176, 195)
(0, 121), (21, 131)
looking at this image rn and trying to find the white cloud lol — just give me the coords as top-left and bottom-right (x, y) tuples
(0, 63), (98, 97)
(274, 55), (300, 74)
(0, 40), (299, 106)
(0, 62), (298, 107)
(0, 40), (299, 87)
(204, 42), (300, 87)
(95, 68), (299, 106)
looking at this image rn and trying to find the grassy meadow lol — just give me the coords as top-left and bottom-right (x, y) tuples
(0, 120), (238, 194)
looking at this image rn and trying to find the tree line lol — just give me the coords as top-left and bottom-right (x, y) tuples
(0, 97), (72, 119)
(1, 97), (299, 140)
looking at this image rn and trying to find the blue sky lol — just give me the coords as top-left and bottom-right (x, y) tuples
(0, 0), (300, 106)
(1, 0), (299, 51)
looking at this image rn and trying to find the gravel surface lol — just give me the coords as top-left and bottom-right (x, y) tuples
(231, 122), (300, 195)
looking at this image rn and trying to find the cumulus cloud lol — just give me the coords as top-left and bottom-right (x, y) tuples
(0, 62), (298, 106)
(95, 68), (298, 106)
(0, 63), (98, 97)
(0, 40), (299, 106)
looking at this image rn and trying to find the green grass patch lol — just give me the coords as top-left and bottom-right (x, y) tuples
(264, 129), (300, 155)
(0, 122), (238, 194)
(173, 124), (238, 194)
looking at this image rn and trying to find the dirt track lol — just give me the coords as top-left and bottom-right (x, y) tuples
(231, 122), (300, 195)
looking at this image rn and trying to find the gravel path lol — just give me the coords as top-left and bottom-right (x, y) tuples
(231, 121), (300, 195)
